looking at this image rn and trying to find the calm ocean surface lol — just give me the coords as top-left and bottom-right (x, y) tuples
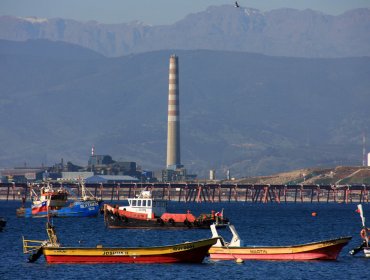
(0, 201), (369, 280)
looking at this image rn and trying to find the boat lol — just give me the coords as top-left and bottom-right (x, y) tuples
(17, 181), (103, 218)
(104, 190), (229, 229)
(208, 223), (351, 261)
(0, 217), (6, 231)
(23, 222), (219, 264)
(349, 204), (370, 257)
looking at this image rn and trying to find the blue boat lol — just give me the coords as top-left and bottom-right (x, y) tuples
(17, 182), (103, 218)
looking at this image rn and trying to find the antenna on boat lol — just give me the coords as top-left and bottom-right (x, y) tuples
(46, 190), (51, 225)
(45, 186), (59, 247)
(78, 177), (95, 201)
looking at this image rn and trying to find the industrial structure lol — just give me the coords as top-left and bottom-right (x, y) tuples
(1, 150), (153, 183)
(166, 54), (182, 170)
(2, 182), (370, 204)
(162, 55), (193, 182)
(1, 55), (193, 184)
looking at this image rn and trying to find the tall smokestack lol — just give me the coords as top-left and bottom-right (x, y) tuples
(166, 55), (181, 169)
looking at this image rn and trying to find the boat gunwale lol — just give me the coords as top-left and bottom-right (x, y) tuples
(42, 237), (220, 253)
(218, 236), (352, 250)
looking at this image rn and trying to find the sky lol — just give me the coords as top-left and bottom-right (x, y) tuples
(1, 0), (370, 25)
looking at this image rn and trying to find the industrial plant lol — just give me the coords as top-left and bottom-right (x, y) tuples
(0, 55), (197, 184)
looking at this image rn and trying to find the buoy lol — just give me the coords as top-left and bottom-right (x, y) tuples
(235, 258), (244, 263)
(311, 212), (317, 217)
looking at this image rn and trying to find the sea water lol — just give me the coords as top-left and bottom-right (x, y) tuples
(0, 201), (368, 280)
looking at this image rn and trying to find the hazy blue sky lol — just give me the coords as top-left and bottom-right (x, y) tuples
(1, 0), (369, 25)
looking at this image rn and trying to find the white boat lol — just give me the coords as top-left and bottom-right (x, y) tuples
(349, 204), (370, 258)
(209, 223), (351, 261)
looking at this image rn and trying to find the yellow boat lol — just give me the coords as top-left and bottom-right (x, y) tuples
(23, 222), (219, 264)
(209, 224), (351, 261)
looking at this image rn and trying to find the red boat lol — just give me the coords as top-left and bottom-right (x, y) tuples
(104, 190), (229, 229)
(16, 182), (69, 217)
(208, 224), (351, 261)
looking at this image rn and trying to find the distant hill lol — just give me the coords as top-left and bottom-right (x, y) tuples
(0, 39), (103, 59)
(0, 39), (370, 178)
(233, 166), (370, 186)
(0, 6), (369, 57)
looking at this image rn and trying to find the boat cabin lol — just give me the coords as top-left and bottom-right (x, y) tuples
(31, 183), (69, 207)
(119, 191), (167, 219)
(210, 223), (244, 247)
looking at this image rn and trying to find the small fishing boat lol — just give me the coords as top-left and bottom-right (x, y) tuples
(104, 190), (229, 229)
(349, 204), (370, 257)
(208, 224), (351, 261)
(17, 181), (103, 218)
(23, 222), (219, 264)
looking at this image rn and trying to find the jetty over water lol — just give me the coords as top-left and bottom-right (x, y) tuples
(1, 182), (370, 203)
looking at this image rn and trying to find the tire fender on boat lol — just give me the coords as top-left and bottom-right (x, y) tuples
(120, 215), (128, 223)
(168, 218), (175, 226)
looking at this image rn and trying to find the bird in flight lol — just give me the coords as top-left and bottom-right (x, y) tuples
(234, 1), (240, 8)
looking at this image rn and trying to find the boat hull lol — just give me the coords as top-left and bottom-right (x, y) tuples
(21, 201), (101, 218)
(208, 236), (351, 261)
(105, 212), (209, 229)
(42, 237), (219, 264)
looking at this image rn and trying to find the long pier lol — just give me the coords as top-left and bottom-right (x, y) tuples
(1, 182), (370, 203)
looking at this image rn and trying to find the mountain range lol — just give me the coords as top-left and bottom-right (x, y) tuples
(0, 5), (370, 58)
(0, 39), (369, 178)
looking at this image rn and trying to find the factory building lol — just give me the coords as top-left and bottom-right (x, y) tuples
(0, 167), (46, 183)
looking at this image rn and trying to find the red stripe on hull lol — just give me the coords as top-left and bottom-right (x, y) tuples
(44, 247), (210, 264)
(210, 243), (346, 261)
